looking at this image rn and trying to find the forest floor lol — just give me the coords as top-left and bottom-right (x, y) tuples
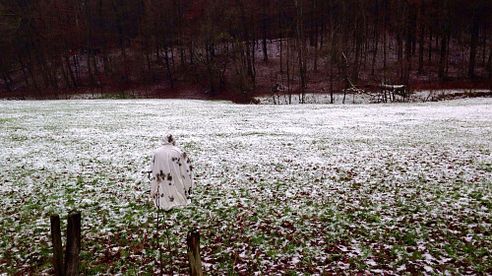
(0, 98), (491, 274)
(255, 89), (492, 105)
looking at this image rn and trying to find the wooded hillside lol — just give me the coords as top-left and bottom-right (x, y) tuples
(0, 0), (491, 99)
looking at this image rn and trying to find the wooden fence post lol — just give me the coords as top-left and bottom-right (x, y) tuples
(187, 228), (203, 276)
(65, 212), (81, 276)
(50, 215), (64, 276)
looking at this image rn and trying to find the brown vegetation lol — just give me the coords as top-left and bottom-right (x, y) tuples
(0, 0), (491, 101)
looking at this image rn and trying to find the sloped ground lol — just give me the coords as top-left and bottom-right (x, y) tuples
(0, 98), (491, 274)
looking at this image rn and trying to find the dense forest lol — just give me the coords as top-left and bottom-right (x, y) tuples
(0, 0), (491, 100)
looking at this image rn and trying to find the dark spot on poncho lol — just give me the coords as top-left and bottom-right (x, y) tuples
(167, 174), (172, 181)
(169, 196), (174, 202)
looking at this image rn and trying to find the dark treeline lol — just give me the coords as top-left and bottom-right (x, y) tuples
(0, 0), (491, 99)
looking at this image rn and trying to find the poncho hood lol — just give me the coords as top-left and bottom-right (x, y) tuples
(161, 134), (176, 146)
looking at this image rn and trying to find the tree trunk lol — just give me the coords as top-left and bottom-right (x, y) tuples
(294, 0), (306, 104)
(468, 11), (479, 79)
(371, 0), (379, 77)
(60, 57), (71, 89)
(439, 1), (449, 81)
(312, 0), (318, 72)
(397, 33), (403, 80)
(279, 39), (283, 73)
(428, 30), (433, 62)
(261, 14), (268, 62)
(382, 0), (388, 81)
(418, 7), (425, 74)
(91, 54), (99, 86)
(18, 56), (31, 88)
(383, 19), (387, 80)
(164, 47), (174, 88)
(481, 26), (487, 66)
(439, 34), (448, 80)
(65, 56), (77, 87)
(87, 52), (95, 86)
(487, 45), (492, 79)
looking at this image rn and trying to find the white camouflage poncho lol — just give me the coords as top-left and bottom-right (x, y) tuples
(149, 136), (194, 211)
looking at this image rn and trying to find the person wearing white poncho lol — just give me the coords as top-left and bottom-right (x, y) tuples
(149, 134), (194, 211)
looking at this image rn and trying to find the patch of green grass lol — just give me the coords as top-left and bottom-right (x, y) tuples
(0, 118), (15, 124)
(478, 162), (492, 173)
(9, 134), (28, 142)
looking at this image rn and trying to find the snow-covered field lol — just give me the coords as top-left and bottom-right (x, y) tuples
(1, 98), (491, 274)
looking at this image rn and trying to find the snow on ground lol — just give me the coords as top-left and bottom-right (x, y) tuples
(0, 98), (491, 274)
(256, 89), (492, 104)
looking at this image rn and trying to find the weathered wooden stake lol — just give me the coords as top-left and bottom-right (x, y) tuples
(65, 212), (81, 276)
(50, 214), (64, 276)
(187, 228), (203, 276)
